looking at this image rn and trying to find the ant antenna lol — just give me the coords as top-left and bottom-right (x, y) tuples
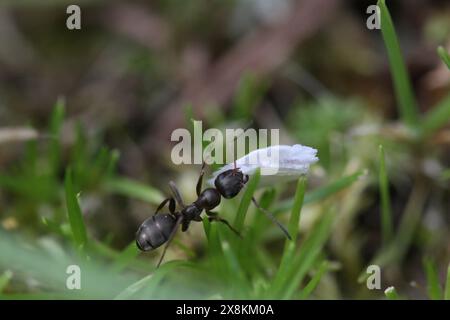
(156, 215), (183, 268)
(251, 196), (292, 240)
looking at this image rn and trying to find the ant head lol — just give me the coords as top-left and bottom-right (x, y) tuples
(214, 169), (246, 199)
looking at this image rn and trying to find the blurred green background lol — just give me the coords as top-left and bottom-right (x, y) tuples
(0, 0), (449, 299)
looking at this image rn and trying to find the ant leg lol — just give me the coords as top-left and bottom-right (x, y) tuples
(251, 197), (292, 240)
(206, 211), (242, 238)
(156, 215), (183, 268)
(153, 197), (176, 216)
(196, 161), (206, 197)
(181, 219), (191, 232)
(168, 198), (176, 214)
(169, 181), (186, 209)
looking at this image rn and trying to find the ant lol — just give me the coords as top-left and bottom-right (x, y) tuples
(136, 156), (292, 268)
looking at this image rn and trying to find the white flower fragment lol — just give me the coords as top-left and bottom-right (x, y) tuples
(209, 144), (318, 187)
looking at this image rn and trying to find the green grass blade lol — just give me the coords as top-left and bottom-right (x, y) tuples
(238, 188), (277, 278)
(220, 239), (244, 277)
(114, 261), (182, 300)
(271, 210), (334, 298)
(281, 210), (334, 299)
(445, 263), (450, 300)
(23, 139), (38, 171)
(220, 238), (249, 297)
(269, 173), (358, 297)
(103, 177), (164, 205)
(72, 122), (88, 175)
(378, 0), (419, 128)
(275, 170), (365, 214)
(299, 261), (328, 299)
(64, 168), (88, 251)
(234, 168), (260, 232)
(358, 179), (428, 283)
(249, 188), (277, 241)
(0, 292), (82, 300)
(270, 241), (296, 297)
(423, 257), (443, 300)
(114, 261), (188, 299)
(48, 97), (65, 174)
(86, 241), (151, 270)
(202, 216), (211, 240)
(438, 46), (450, 69)
(0, 270), (13, 293)
(206, 221), (228, 279)
(0, 229), (142, 299)
(384, 286), (399, 300)
(110, 241), (140, 273)
(422, 93), (450, 136)
(0, 173), (56, 201)
(379, 145), (393, 245)
(288, 178), (307, 242)
(112, 273), (151, 299)
(393, 180), (427, 262)
(269, 178), (307, 297)
(41, 217), (71, 238)
(106, 149), (120, 176)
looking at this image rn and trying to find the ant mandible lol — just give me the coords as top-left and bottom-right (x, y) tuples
(136, 159), (292, 268)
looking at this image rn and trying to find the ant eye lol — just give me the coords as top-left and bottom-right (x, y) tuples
(209, 144), (318, 188)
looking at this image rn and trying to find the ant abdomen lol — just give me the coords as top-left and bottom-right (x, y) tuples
(135, 214), (176, 251)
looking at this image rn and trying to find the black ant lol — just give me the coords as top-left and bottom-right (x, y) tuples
(136, 159), (292, 268)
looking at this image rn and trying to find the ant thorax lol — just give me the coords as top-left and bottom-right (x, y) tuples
(195, 188), (221, 211)
(182, 203), (202, 221)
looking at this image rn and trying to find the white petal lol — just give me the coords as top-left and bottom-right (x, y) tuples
(208, 144), (318, 187)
